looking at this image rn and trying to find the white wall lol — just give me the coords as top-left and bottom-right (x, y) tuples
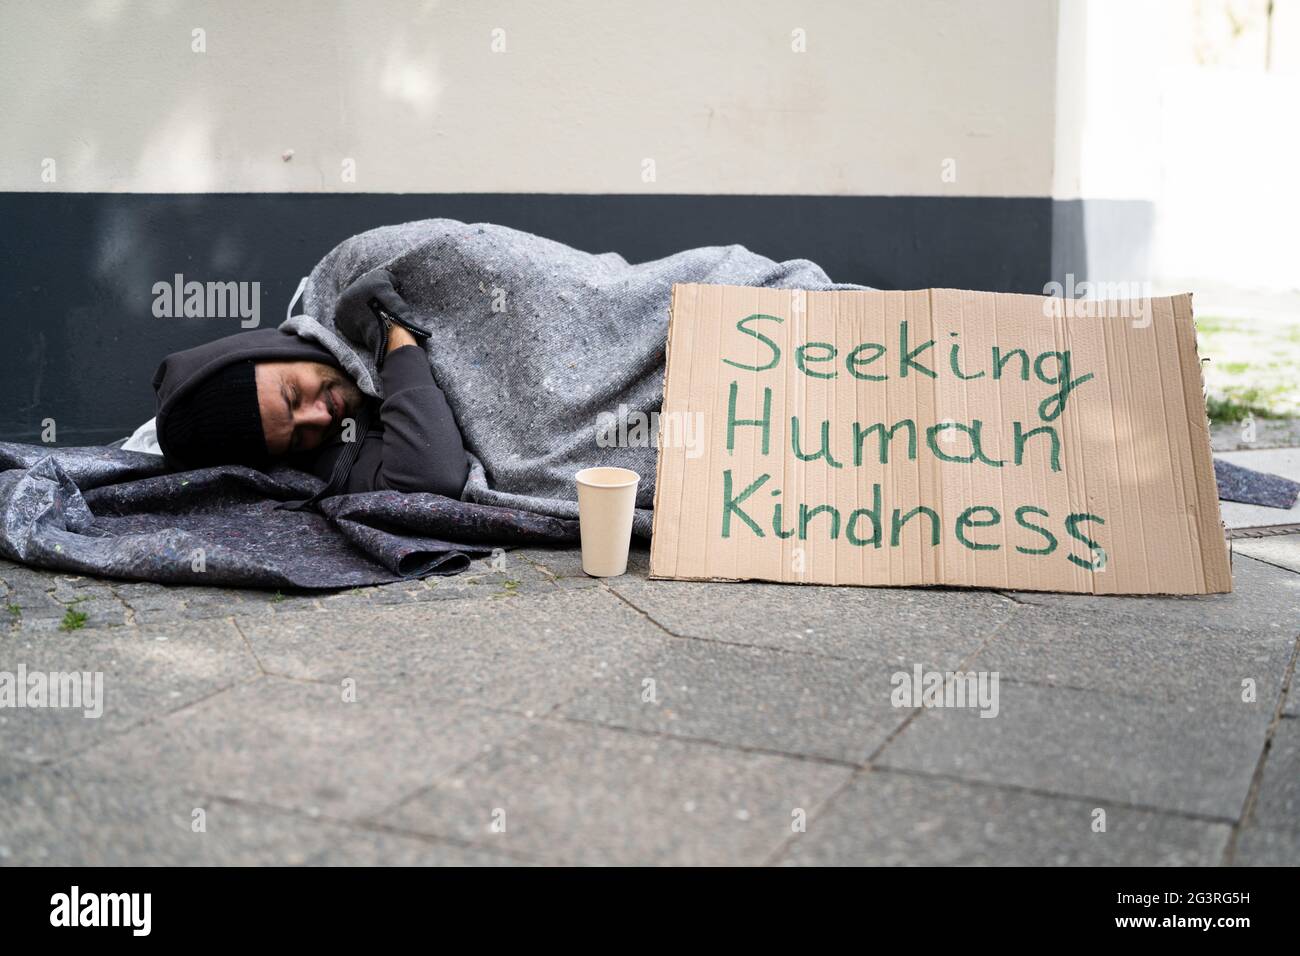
(1053, 0), (1300, 293)
(0, 0), (1060, 196)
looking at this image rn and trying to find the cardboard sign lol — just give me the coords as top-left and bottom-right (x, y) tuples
(650, 284), (1230, 595)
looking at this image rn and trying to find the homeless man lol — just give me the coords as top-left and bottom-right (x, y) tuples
(151, 268), (470, 499)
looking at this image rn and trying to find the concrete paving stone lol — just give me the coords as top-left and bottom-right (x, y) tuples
(561, 637), (910, 762)
(236, 587), (667, 713)
(0, 763), (513, 866)
(1231, 826), (1300, 866)
(68, 677), (533, 821)
(379, 720), (851, 865)
(1247, 716), (1299, 832)
(876, 681), (1271, 820)
(605, 569), (1013, 667)
(110, 581), (191, 622)
(1287, 692), (1299, 718)
(1230, 533), (1300, 575)
(1001, 553), (1300, 636)
(969, 605), (1295, 708)
(4, 585), (82, 626)
(303, 827), (531, 866)
(0, 618), (260, 762)
(312, 562), (556, 611)
(48, 576), (118, 605)
(512, 545), (615, 586)
(777, 768), (1232, 866)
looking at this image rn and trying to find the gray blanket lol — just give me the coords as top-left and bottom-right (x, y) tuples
(282, 219), (865, 536)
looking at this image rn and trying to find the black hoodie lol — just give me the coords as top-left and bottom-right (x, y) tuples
(153, 328), (469, 498)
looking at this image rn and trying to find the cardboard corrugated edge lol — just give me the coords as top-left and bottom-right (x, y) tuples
(1172, 292), (1232, 593)
(649, 284), (1232, 594)
(647, 284), (680, 579)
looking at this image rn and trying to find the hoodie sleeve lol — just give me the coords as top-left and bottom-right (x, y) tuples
(312, 345), (469, 497)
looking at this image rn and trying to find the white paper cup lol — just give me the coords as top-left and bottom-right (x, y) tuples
(575, 466), (640, 577)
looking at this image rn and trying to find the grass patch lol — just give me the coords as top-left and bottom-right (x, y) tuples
(59, 606), (89, 631)
(1205, 391), (1281, 423)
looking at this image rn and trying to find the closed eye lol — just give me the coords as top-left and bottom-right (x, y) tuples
(281, 385), (300, 453)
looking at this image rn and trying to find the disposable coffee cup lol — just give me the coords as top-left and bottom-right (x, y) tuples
(575, 467), (640, 577)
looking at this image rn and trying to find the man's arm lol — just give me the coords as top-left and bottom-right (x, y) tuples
(320, 326), (470, 497)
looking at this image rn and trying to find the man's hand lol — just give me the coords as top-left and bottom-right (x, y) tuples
(386, 323), (419, 353)
(333, 267), (430, 368)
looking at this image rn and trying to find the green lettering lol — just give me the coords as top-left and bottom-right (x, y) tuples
(853, 419), (916, 465)
(845, 483), (883, 548)
(795, 341), (838, 379)
(1065, 512), (1106, 570)
(1014, 422), (1061, 472)
(791, 416), (843, 469)
(798, 503), (841, 540)
(726, 380), (771, 454)
(1014, 505), (1057, 555)
(899, 320), (936, 378)
(846, 341), (888, 381)
(721, 470), (768, 539)
(891, 505), (940, 546)
(956, 506), (1001, 551)
(722, 313), (783, 372)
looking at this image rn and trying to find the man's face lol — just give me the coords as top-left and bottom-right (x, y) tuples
(254, 360), (363, 457)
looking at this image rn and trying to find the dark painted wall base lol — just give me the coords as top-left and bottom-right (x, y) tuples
(0, 192), (1148, 443)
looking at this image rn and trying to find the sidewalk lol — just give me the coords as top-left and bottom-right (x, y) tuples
(1, 536), (1297, 865)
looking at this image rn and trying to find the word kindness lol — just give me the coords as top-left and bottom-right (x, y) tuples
(718, 313), (1106, 566)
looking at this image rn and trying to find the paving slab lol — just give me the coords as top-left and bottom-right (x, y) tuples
(968, 605), (1294, 707)
(0, 618), (259, 763)
(1001, 553), (1300, 636)
(511, 546), (606, 588)
(235, 587), (667, 714)
(1231, 826), (1300, 866)
(561, 637), (909, 762)
(604, 572), (1012, 667)
(1230, 533), (1300, 575)
(777, 768), (1231, 866)
(876, 682), (1271, 820)
(379, 720), (851, 865)
(0, 763), (516, 866)
(1246, 716), (1299, 832)
(68, 677), (533, 821)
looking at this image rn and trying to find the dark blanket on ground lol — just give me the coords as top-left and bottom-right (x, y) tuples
(0, 443), (577, 588)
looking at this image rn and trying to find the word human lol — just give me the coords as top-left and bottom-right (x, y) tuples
(50, 886), (151, 936)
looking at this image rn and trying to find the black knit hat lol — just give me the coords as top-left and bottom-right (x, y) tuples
(159, 360), (268, 468)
